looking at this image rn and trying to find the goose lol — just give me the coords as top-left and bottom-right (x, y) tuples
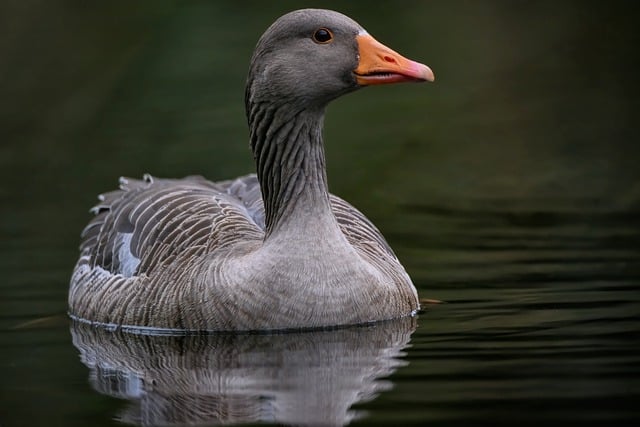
(69, 8), (434, 332)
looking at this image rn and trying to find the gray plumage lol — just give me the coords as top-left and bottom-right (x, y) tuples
(69, 9), (425, 331)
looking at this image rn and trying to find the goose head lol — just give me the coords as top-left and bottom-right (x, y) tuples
(245, 8), (434, 113)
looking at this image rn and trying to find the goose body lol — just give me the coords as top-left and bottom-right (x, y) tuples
(69, 9), (434, 331)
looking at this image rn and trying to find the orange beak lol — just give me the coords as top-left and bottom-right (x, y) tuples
(354, 34), (434, 85)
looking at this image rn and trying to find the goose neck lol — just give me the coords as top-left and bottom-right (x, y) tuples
(249, 104), (334, 238)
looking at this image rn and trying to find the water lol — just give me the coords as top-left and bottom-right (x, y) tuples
(1, 1), (639, 426)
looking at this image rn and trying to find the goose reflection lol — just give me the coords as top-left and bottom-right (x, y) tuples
(70, 317), (417, 426)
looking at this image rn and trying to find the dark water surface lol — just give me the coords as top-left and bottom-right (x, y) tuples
(1, 1), (639, 426)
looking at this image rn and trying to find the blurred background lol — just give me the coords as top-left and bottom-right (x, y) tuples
(1, 1), (638, 426)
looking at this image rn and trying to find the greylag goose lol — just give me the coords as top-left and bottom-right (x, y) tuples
(69, 8), (434, 332)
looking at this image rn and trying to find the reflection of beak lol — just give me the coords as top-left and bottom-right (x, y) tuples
(354, 34), (435, 85)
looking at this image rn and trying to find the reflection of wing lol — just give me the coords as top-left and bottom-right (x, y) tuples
(71, 316), (416, 426)
(78, 174), (264, 278)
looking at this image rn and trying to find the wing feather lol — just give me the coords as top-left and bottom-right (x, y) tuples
(81, 175), (263, 278)
(79, 173), (396, 281)
(329, 195), (398, 261)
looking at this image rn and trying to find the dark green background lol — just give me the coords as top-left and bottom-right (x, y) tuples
(1, 1), (638, 426)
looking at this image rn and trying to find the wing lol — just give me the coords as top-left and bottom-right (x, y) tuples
(329, 194), (399, 262)
(78, 174), (264, 278)
(77, 172), (395, 278)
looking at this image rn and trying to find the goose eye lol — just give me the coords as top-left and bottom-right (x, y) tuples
(312, 28), (333, 44)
